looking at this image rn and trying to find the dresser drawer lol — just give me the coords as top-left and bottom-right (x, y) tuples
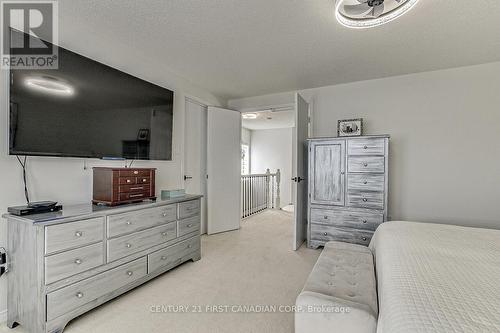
(45, 243), (104, 285)
(346, 191), (385, 210)
(348, 138), (385, 156)
(107, 205), (177, 238)
(107, 222), (177, 262)
(119, 192), (150, 201)
(179, 200), (200, 219)
(46, 257), (147, 321)
(118, 177), (136, 185)
(310, 208), (383, 231)
(148, 236), (200, 273)
(118, 184), (151, 193)
(311, 224), (373, 246)
(178, 216), (200, 237)
(45, 218), (104, 255)
(137, 176), (151, 184)
(119, 169), (151, 177)
(347, 174), (385, 192)
(348, 156), (385, 173)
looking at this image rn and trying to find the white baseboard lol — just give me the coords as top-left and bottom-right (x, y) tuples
(0, 309), (6, 324)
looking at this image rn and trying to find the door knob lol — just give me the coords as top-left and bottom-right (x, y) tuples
(292, 177), (305, 183)
(184, 175), (193, 181)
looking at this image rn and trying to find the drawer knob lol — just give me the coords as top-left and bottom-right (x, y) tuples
(323, 232), (328, 236)
(76, 292), (84, 299)
(187, 224), (193, 228)
(364, 145), (368, 149)
(161, 232), (168, 236)
(125, 243), (132, 248)
(133, 171), (138, 175)
(362, 237), (367, 241)
(363, 163), (368, 167)
(74, 258), (82, 265)
(363, 181), (368, 185)
(362, 220), (367, 224)
(363, 198), (368, 202)
(126, 221), (132, 225)
(127, 179), (131, 183)
(143, 178), (147, 182)
(161, 256), (167, 261)
(187, 244), (192, 249)
(324, 216), (328, 220)
(74, 231), (83, 237)
(341, 171), (345, 175)
(126, 271), (133, 276)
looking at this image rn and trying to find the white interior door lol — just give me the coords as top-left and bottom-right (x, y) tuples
(184, 98), (208, 234)
(293, 93), (309, 250)
(207, 107), (241, 235)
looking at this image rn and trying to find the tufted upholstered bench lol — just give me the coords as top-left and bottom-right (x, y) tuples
(295, 241), (378, 333)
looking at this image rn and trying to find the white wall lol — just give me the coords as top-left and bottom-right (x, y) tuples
(0, 46), (224, 321)
(241, 127), (252, 146)
(250, 128), (293, 208)
(229, 62), (500, 229)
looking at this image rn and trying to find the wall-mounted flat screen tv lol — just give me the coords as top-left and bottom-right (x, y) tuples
(9, 29), (174, 161)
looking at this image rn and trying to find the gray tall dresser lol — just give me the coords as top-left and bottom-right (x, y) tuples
(307, 135), (389, 249)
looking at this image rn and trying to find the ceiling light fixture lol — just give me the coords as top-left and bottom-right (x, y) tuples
(335, 0), (420, 29)
(242, 113), (258, 119)
(24, 76), (75, 96)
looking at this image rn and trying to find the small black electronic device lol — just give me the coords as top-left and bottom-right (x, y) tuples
(8, 203), (62, 216)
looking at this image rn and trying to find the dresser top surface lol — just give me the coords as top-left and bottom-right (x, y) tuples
(308, 134), (390, 141)
(2, 194), (202, 225)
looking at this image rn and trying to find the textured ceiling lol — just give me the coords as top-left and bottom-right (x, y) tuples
(242, 110), (295, 130)
(59, 0), (500, 101)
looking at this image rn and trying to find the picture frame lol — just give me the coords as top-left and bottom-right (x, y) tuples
(338, 118), (363, 137)
(137, 128), (150, 141)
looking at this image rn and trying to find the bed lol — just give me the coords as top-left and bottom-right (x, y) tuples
(370, 221), (500, 332)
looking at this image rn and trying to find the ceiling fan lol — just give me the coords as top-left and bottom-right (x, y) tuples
(335, 0), (419, 29)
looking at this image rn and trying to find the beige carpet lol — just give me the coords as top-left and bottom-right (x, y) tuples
(1, 210), (319, 333)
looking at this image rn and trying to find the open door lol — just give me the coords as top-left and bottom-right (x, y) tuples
(292, 93), (309, 250)
(207, 107), (241, 235)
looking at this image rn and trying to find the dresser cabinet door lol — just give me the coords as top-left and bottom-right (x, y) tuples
(310, 141), (345, 206)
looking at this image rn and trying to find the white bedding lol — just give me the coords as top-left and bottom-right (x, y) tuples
(370, 221), (500, 333)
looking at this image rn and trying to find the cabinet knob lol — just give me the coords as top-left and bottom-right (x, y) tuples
(363, 198), (368, 202)
(74, 231), (83, 237)
(162, 212), (168, 217)
(126, 221), (132, 225)
(363, 181), (368, 185)
(143, 179), (147, 182)
(161, 232), (168, 236)
(76, 292), (84, 298)
(133, 171), (138, 175)
(187, 244), (192, 249)
(127, 179), (131, 183)
(126, 271), (133, 276)
(74, 258), (82, 265)
(362, 237), (367, 241)
(125, 243), (132, 248)
(341, 171), (345, 175)
(323, 232), (328, 236)
(161, 256), (167, 261)
(324, 216), (328, 220)
(187, 224), (193, 228)
(362, 220), (367, 224)
(363, 163), (368, 167)
(364, 145), (368, 149)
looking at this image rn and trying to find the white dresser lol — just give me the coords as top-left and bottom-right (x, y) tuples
(307, 136), (389, 248)
(2, 195), (202, 333)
